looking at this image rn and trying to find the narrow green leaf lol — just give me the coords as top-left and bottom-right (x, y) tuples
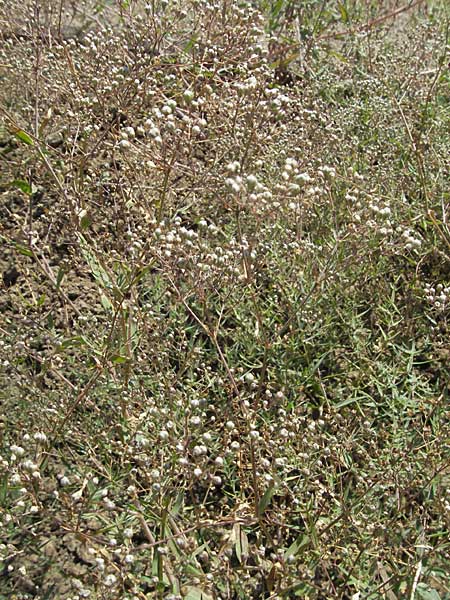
(100, 293), (112, 311)
(258, 483), (275, 516)
(189, 542), (209, 559)
(56, 266), (65, 289)
(338, 2), (349, 24)
(305, 351), (330, 381)
(9, 179), (32, 194)
(111, 355), (129, 364)
(184, 564), (205, 577)
(37, 293), (46, 307)
(15, 244), (33, 257)
(131, 265), (152, 286)
(78, 234), (113, 290)
(284, 534), (310, 559)
(407, 340), (415, 374)
(0, 474), (8, 506)
(270, 0), (284, 20)
(327, 49), (348, 63)
(232, 523), (248, 564)
(58, 336), (87, 350)
(335, 396), (358, 408)
(80, 213), (92, 230)
(170, 491), (184, 517)
(47, 313), (54, 329)
(14, 130), (34, 145)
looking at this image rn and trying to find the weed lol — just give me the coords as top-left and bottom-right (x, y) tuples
(0, 0), (449, 598)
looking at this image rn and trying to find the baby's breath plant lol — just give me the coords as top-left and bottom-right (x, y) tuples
(1, 0), (449, 598)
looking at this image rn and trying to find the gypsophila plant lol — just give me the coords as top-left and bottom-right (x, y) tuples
(1, 0), (449, 598)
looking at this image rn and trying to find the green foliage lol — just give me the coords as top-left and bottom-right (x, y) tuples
(8, 179), (33, 194)
(13, 129), (34, 145)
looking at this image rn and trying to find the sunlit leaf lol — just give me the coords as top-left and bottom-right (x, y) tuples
(100, 293), (113, 311)
(285, 534), (310, 559)
(15, 244), (33, 257)
(111, 355), (129, 364)
(14, 129), (34, 145)
(9, 179), (32, 194)
(37, 293), (46, 307)
(338, 2), (349, 23)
